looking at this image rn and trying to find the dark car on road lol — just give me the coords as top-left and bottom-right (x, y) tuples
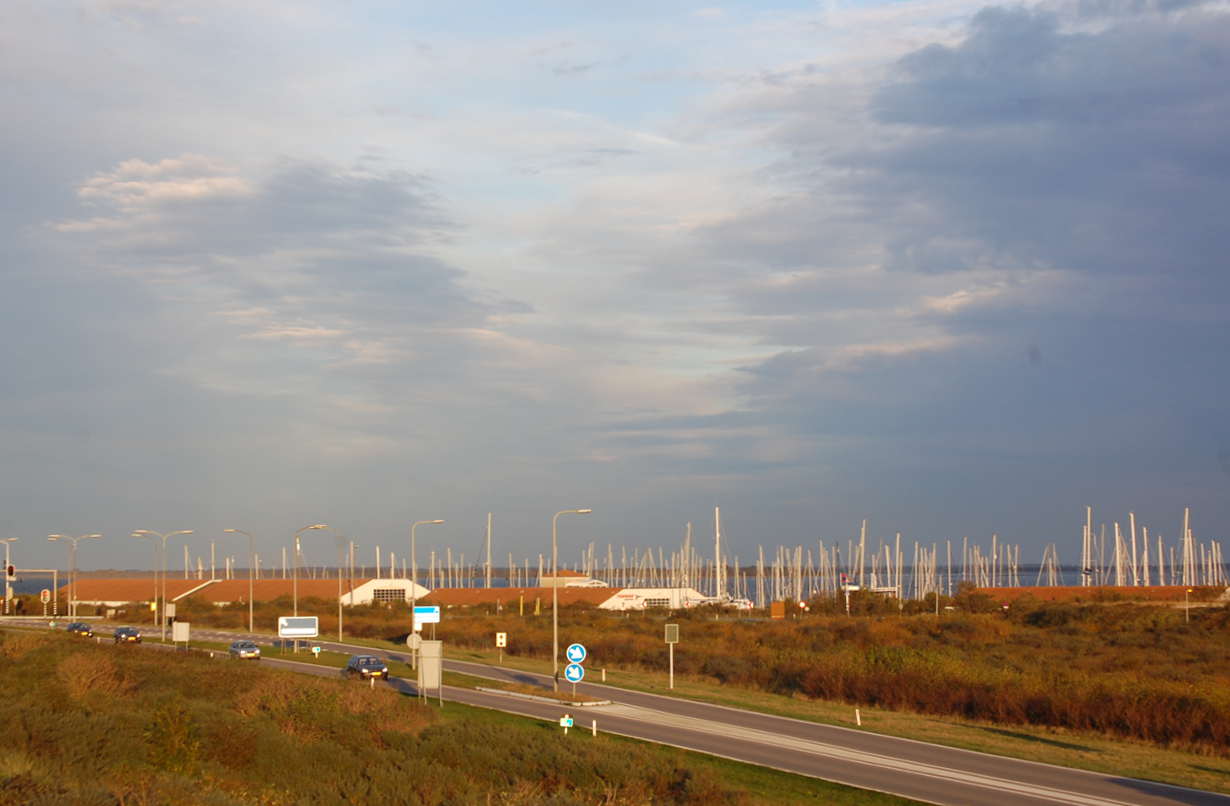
(113, 626), (142, 643)
(65, 622), (94, 637)
(342, 654), (389, 680)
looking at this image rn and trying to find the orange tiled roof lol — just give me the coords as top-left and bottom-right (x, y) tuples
(60, 577), (370, 603)
(422, 587), (616, 607)
(59, 578), (201, 602)
(977, 585), (1219, 603)
(185, 578), (371, 603)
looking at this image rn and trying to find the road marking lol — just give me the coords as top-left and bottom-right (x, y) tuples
(599, 704), (1140, 806)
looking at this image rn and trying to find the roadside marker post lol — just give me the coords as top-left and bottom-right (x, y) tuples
(664, 624), (679, 690)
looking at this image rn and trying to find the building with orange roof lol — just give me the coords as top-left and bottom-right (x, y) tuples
(64, 576), (714, 612)
(422, 586), (617, 609)
(62, 577), (429, 607)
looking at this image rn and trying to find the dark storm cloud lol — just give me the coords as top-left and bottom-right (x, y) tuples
(867, 5), (1230, 277)
(701, 2), (1230, 540)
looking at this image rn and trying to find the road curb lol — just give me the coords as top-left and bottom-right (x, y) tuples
(475, 686), (610, 707)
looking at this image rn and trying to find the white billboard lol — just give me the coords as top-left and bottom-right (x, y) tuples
(278, 616), (319, 638)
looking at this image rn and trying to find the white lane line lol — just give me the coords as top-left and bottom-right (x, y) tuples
(600, 704), (1140, 806)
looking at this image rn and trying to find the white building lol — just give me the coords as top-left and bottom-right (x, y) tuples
(597, 587), (708, 610)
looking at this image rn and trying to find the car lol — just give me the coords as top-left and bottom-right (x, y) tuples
(65, 622), (94, 637)
(113, 626), (142, 643)
(228, 640), (261, 660)
(342, 654), (389, 681)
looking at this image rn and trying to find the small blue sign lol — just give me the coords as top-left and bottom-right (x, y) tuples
(565, 643), (587, 663)
(564, 663), (585, 683)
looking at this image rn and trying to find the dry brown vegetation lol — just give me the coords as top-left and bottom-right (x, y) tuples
(1, 629), (910, 805)
(65, 584), (1230, 754)
(238, 589), (1230, 754)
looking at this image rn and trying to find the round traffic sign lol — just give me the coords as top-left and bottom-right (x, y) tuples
(407, 633), (423, 649)
(564, 662), (585, 683)
(565, 643), (587, 663)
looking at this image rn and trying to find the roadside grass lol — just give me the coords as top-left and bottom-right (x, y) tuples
(0, 628), (921, 806)
(71, 597), (1230, 794)
(444, 645), (1230, 795)
(436, 700), (929, 806)
(111, 620), (1230, 793)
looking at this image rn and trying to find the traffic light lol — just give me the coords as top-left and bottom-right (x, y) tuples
(5, 565), (13, 580)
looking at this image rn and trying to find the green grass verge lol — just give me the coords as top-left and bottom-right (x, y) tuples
(430, 694), (928, 805)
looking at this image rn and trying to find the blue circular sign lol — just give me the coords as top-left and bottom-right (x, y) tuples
(565, 643), (587, 663)
(564, 663), (585, 683)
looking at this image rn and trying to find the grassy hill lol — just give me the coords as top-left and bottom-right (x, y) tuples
(0, 629), (917, 805)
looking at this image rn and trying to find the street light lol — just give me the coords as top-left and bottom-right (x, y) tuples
(131, 529), (192, 641)
(551, 508), (591, 692)
(1, 538), (18, 616)
(292, 524), (328, 652)
(409, 520), (444, 631)
(47, 533), (102, 620)
(223, 529), (256, 633)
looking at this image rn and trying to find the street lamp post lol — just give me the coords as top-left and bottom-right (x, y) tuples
(223, 529), (256, 633)
(47, 534), (100, 620)
(1, 538), (18, 615)
(130, 530), (192, 641)
(292, 524), (328, 652)
(409, 520), (444, 620)
(551, 508), (591, 692)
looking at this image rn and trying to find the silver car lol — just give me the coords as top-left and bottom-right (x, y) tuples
(228, 640), (261, 659)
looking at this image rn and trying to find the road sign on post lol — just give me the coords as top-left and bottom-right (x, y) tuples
(40, 588), (50, 603)
(564, 662), (585, 683)
(665, 624), (679, 690)
(565, 643), (586, 664)
(413, 605), (440, 633)
(172, 621), (189, 645)
(495, 631), (507, 664)
(278, 616), (319, 637)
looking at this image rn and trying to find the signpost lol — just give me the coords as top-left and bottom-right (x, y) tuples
(172, 621), (189, 647)
(563, 642), (587, 697)
(495, 631), (507, 665)
(40, 588), (50, 618)
(664, 623), (679, 690)
(418, 639), (443, 706)
(278, 616), (319, 653)
(559, 713), (573, 734)
(413, 605), (440, 637)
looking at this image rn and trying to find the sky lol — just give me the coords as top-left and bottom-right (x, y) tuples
(3, 0), (1229, 574)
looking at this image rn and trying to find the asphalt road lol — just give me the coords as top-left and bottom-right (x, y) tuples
(13, 619), (1230, 806)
